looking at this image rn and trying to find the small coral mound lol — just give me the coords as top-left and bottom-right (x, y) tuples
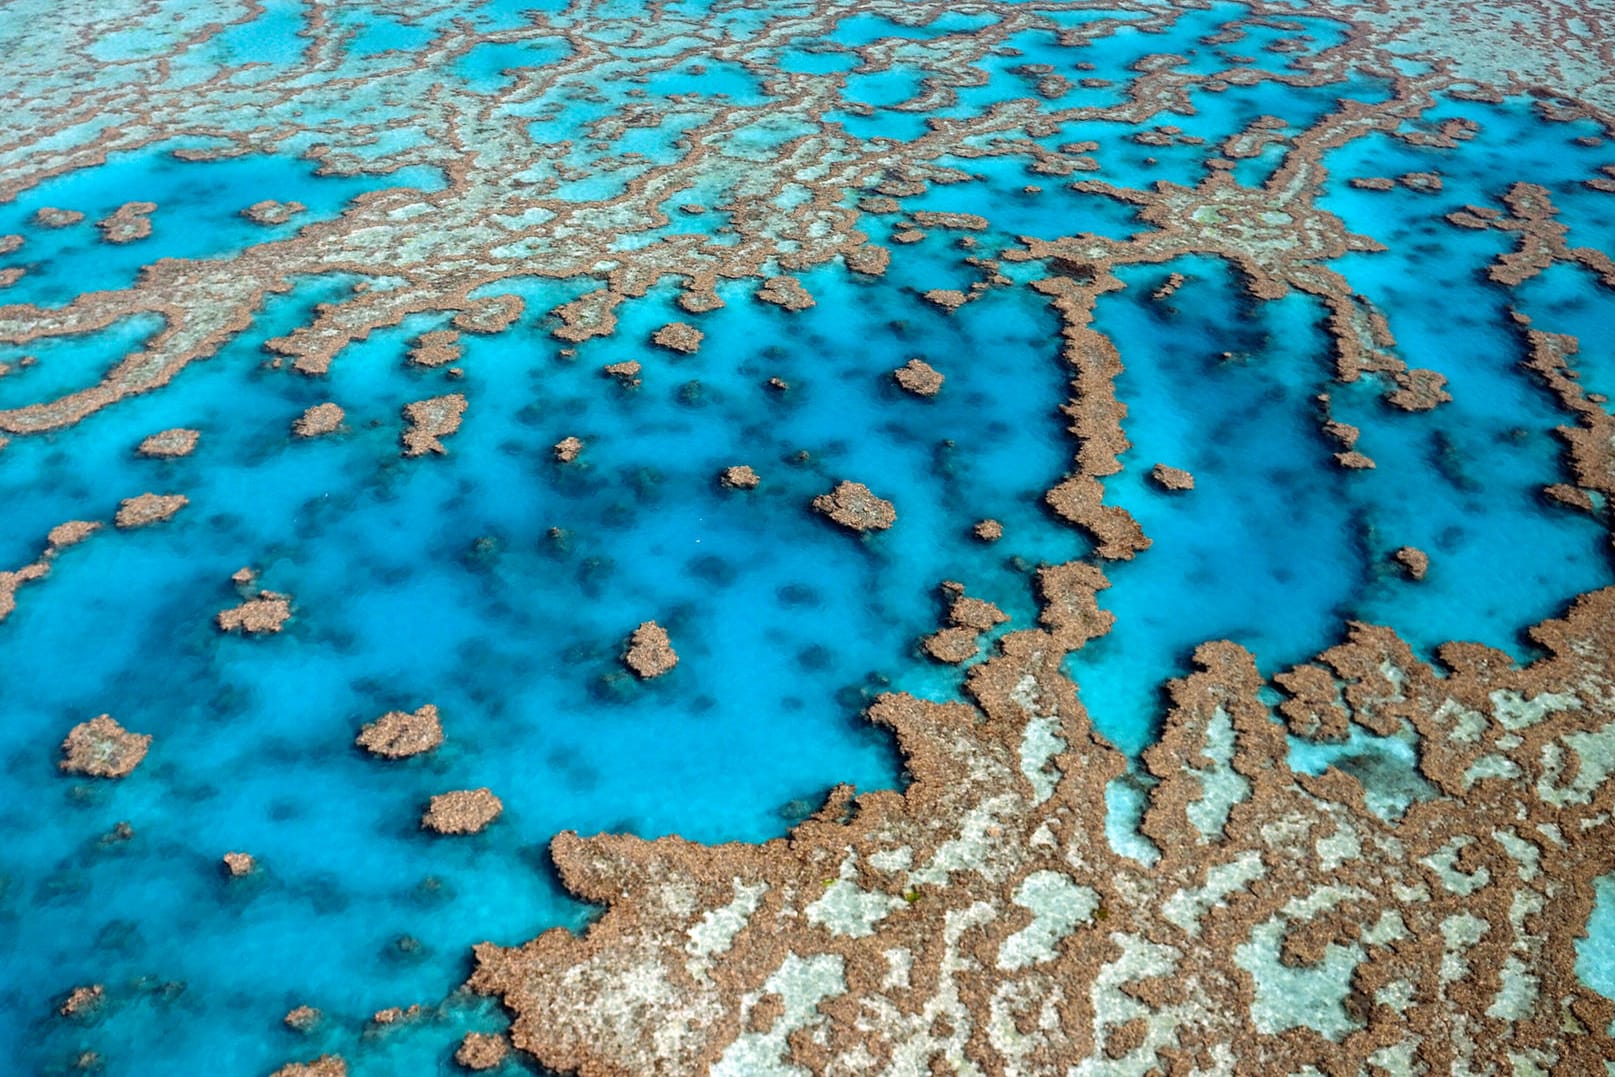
(217, 591), (293, 635)
(221, 852), (256, 877)
(401, 394), (468, 456)
(1393, 545), (1430, 581)
(623, 621), (679, 678)
(59, 985), (104, 1018)
(242, 200), (305, 225)
(1150, 463), (1196, 491)
(284, 1006), (321, 1032)
(114, 493), (188, 529)
(553, 436), (584, 463)
(812, 481), (896, 532)
(603, 360), (641, 387)
(356, 704), (443, 759)
(893, 358), (944, 396)
(60, 715), (151, 779)
(136, 428), (200, 458)
(269, 1056), (346, 1077)
(973, 519), (1003, 542)
(455, 1032), (511, 1071)
(422, 789), (504, 835)
(409, 329), (461, 368)
(651, 321), (703, 354)
(719, 465), (759, 489)
(293, 402), (344, 438)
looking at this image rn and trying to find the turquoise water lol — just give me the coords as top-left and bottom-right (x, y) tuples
(3, 0), (1615, 1071)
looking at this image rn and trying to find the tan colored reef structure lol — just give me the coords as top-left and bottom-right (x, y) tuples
(401, 394), (468, 456)
(222, 852), (257, 877)
(60, 715), (151, 778)
(624, 621), (679, 679)
(423, 789), (504, 835)
(892, 358), (944, 396)
(217, 591), (293, 634)
(3, 0), (1615, 1072)
(136, 427), (199, 458)
(719, 465), (759, 489)
(114, 493), (187, 529)
(293, 402), (344, 438)
(812, 481), (896, 532)
(356, 704), (444, 759)
(471, 575), (1615, 1074)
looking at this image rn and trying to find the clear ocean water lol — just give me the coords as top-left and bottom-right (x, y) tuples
(2, 1), (1612, 1072)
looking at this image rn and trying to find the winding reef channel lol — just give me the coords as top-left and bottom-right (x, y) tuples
(3, 0), (1615, 1073)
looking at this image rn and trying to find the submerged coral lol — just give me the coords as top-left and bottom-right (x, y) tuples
(812, 481), (896, 532)
(60, 715), (150, 779)
(356, 705), (443, 760)
(422, 789), (504, 835)
(624, 621), (679, 679)
(470, 582), (1615, 1075)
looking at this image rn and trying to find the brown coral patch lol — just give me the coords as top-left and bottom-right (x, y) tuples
(217, 591), (292, 635)
(293, 402), (344, 438)
(719, 465), (759, 489)
(284, 1006), (321, 1033)
(409, 330), (462, 368)
(269, 1057), (346, 1077)
(59, 985), (104, 1018)
(114, 493), (188, 529)
(652, 321), (703, 354)
(893, 358), (944, 396)
(222, 852), (257, 877)
(356, 705), (444, 759)
(1393, 545), (1430, 581)
(553, 436), (584, 463)
(812, 480), (896, 532)
(60, 715), (150, 779)
(401, 393), (467, 456)
(623, 621), (679, 679)
(96, 201), (155, 244)
(242, 200), (306, 226)
(34, 207), (84, 228)
(136, 427), (199, 458)
(756, 276), (815, 311)
(455, 1032), (511, 1071)
(1149, 463), (1195, 491)
(422, 789), (503, 835)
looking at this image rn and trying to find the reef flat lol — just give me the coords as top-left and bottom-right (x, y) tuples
(2, 0), (1614, 1073)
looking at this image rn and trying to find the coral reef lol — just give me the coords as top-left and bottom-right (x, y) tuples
(1150, 463), (1195, 491)
(812, 481), (896, 532)
(455, 1033), (510, 1071)
(269, 1057), (346, 1077)
(624, 621), (679, 679)
(356, 705), (443, 759)
(114, 493), (188, 529)
(222, 852), (257, 877)
(719, 465), (759, 489)
(217, 591), (293, 635)
(293, 403), (344, 438)
(553, 436), (583, 463)
(401, 394), (467, 456)
(422, 789), (504, 835)
(284, 1006), (321, 1033)
(58, 986), (104, 1019)
(136, 428), (199, 458)
(652, 322), (703, 354)
(892, 358), (944, 396)
(469, 582), (1615, 1075)
(1394, 545), (1431, 581)
(60, 715), (150, 779)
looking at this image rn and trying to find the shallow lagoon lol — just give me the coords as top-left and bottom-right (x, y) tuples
(2, 0), (1614, 1071)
